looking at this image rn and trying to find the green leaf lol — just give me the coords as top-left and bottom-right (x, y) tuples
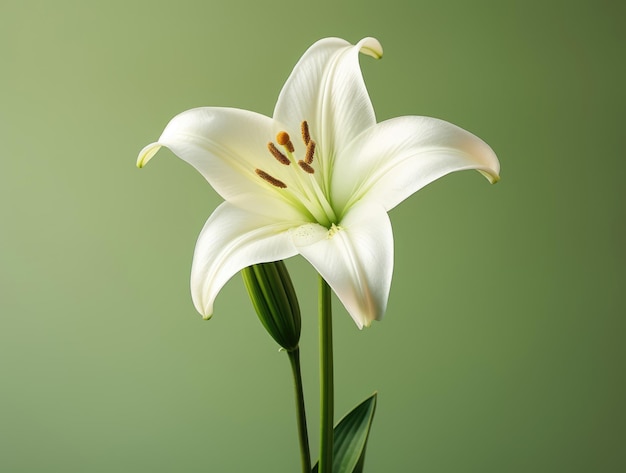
(312, 392), (377, 473)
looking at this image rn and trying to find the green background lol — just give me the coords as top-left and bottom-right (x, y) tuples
(1, 0), (624, 471)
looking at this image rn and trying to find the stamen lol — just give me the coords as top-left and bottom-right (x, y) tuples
(298, 160), (315, 174)
(276, 131), (295, 153)
(305, 140), (316, 165)
(301, 121), (310, 145)
(267, 142), (291, 166)
(256, 169), (287, 188)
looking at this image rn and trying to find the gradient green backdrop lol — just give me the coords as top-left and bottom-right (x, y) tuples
(1, 0), (624, 471)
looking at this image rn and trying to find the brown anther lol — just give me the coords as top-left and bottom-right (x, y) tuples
(301, 121), (310, 145)
(267, 142), (291, 166)
(305, 140), (316, 165)
(298, 160), (315, 174)
(256, 169), (287, 188)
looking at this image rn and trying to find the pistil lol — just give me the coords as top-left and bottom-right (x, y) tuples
(255, 122), (338, 227)
(277, 131), (295, 153)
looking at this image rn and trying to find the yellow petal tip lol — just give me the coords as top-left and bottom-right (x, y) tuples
(358, 37), (383, 60)
(202, 312), (213, 321)
(137, 143), (162, 168)
(479, 169), (500, 184)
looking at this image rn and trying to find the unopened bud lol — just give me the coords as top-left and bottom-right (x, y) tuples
(241, 261), (301, 351)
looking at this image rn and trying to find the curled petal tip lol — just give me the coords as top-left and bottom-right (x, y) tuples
(358, 37), (383, 59)
(479, 169), (501, 184)
(137, 142), (162, 168)
(201, 312), (213, 321)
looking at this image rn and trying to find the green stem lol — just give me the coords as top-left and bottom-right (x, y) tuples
(319, 276), (334, 473)
(288, 348), (311, 473)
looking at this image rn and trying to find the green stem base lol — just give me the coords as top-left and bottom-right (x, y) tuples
(288, 348), (311, 473)
(319, 276), (333, 473)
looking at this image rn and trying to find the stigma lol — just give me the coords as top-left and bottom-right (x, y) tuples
(253, 120), (336, 226)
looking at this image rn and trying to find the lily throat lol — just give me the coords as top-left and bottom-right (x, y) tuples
(255, 120), (338, 228)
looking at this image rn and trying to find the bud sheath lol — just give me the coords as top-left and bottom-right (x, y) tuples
(241, 261), (301, 351)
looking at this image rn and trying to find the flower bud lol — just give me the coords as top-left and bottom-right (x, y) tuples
(241, 261), (301, 351)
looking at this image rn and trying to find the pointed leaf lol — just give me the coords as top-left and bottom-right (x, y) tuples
(312, 392), (377, 473)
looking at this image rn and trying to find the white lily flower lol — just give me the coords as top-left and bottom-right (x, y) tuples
(138, 37), (500, 329)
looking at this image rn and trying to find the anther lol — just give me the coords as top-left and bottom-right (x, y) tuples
(267, 142), (291, 166)
(256, 169), (287, 188)
(277, 131), (295, 153)
(305, 140), (316, 165)
(298, 160), (315, 174)
(301, 121), (310, 145)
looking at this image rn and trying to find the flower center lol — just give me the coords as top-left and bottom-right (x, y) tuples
(255, 121), (337, 228)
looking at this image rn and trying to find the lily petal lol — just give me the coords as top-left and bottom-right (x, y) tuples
(138, 107), (307, 220)
(274, 37), (383, 188)
(191, 202), (301, 318)
(138, 37), (500, 330)
(332, 116), (500, 214)
(291, 203), (393, 329)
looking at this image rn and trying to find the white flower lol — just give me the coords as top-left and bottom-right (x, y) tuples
(138, 37), (500, 329)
